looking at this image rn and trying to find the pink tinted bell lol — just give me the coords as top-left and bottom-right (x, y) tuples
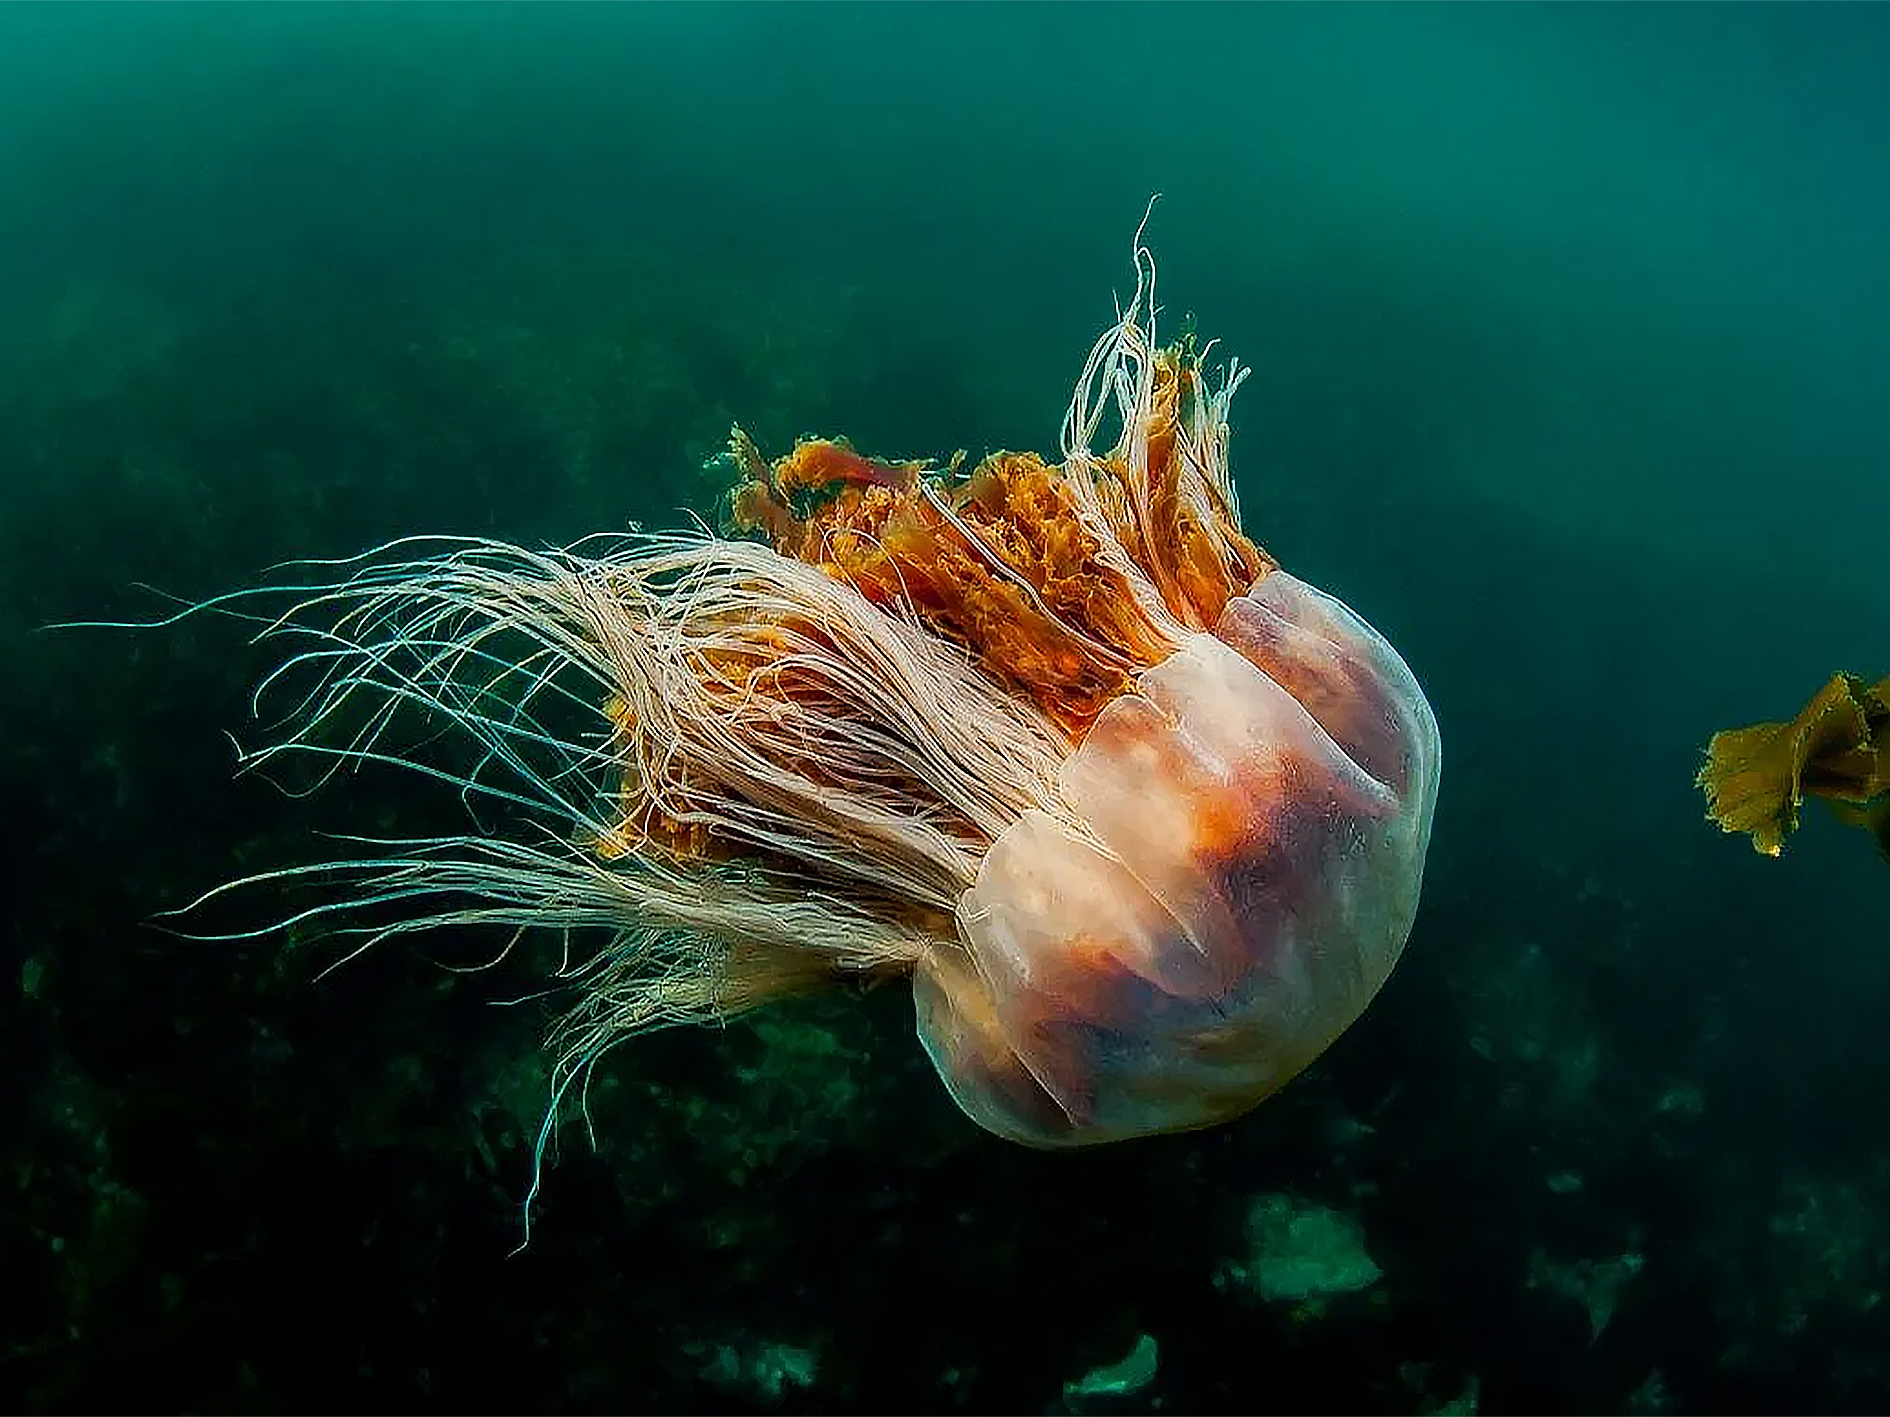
(914, 570), (1439, 1145)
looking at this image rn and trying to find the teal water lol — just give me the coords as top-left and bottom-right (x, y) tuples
(3, 5), (1887, 1412)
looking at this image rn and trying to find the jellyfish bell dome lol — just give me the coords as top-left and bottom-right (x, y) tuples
(214, 230), (1439, 1162)
(916, 570), (1439, 1146)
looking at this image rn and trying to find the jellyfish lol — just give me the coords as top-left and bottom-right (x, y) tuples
(213, 229), (1441, 1164)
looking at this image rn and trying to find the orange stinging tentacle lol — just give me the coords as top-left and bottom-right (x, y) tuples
(1132, 357), (1272, 630)
(772, 437), (923, 497)
(731, 436), (1183, 735)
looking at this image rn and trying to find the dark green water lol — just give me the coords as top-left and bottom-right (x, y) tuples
(3, 4), (1887, 1412)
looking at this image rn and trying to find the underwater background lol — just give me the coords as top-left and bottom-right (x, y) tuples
(3, 3), (1888, 1412)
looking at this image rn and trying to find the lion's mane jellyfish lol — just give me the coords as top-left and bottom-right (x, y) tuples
(235, 235), (1441, 1151)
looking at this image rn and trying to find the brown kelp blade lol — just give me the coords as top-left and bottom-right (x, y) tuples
(1697, 672), (1890, 859)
